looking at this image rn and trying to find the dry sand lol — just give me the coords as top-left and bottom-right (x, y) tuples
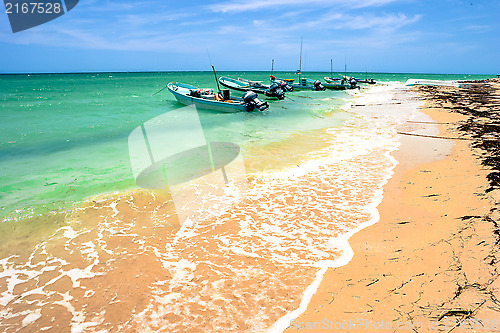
(287, 81), (500, 332)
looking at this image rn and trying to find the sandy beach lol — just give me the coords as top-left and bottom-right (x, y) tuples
(287, 79), (500, 332)
(2, 78), (498, 332)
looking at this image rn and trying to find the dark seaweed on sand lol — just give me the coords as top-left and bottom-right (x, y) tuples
(415, 79), (500, 193)
(415, 80), (500, 312)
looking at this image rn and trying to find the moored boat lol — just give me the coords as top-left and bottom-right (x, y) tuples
(323, 81), (349, 90)
(324, 76), (342, 83)
(356, 78), (376, 84)
(405, 79), (461, 87)
(323, 76), (358, 90)
(270, 76), (294, 92)
(343, 76), (359, 89)
(290, 77), (326, 91)
(167, 82), (269, 112)
(283, 38), (326, 91)
(218, 76), (285, 100)
(324, 60), (342, 84)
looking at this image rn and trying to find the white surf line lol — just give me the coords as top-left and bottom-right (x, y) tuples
(268, 83), (416, 333)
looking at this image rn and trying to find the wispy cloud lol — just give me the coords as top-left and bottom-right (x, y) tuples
(460, 25), (489, 32)
(304, 12), (422, 30)
(209, 0), (397, 13)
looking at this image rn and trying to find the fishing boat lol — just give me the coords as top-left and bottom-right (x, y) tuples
(167, 82), (269, 112)
(324, 76), (358, 90)
(323, 81), (349, 90)
(269, 60), (294, 92)
(218, 76), (285, 100)
(343, 76), (359, 89)
(356, 78), (376, 84)
(281, 38), (326, 91)
(324, 76), (342, 83)
(405, 79), (461, 87)
(269, 76), (294, 91)
(324, 59), (342, 83)
(290, 77), (326, 91)
(323, 59), (350, 90)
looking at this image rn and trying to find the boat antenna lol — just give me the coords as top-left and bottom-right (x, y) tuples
(330, 59), (333, 78)
(212, 65), (221, 92)
(344, 49), (347, 77)
(298, 37), (303, 81)
(271, 59), (274, 76)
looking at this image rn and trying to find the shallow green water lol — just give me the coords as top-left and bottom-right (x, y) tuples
(0, 71), (358, 221)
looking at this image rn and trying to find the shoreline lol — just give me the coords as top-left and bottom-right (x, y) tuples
(283, 81), (499, 331)
(1, 80), (498, 332)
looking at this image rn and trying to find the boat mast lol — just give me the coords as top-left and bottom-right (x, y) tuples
(330, 59), (333, 78)
(271, 59), (274, 76)
(344, 49), (347, 77)
(298, 37), (303, 81)
(212, 65), (221, 92)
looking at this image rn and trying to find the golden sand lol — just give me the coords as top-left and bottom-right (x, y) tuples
(288, 82), (500, 332)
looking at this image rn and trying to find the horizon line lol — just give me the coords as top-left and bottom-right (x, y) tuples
(0, 70), (496, 76)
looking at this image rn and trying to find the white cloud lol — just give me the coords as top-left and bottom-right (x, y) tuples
(307, 12), (422, 30)
(209, 0), (398, 13)
(461, 25), (489, 32)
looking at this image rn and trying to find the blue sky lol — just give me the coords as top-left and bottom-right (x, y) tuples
(0, 0), (498, 74)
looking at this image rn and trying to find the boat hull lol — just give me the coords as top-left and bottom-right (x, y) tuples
(405, 79), (461, 87)
(219, 77), (259, 93)
(167, 83), (250, 113)
(324, 76), (341, 83)
(292, 84), (319, 90)
(324, 82), (347, 90)
(284, 77), (325, 91)
(219, 76), (284, 100)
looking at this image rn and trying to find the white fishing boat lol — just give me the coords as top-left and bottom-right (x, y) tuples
(282, 38), (326, 91)
(291, 77), (326, 91)
(218, 76), (285, 100)
(405, 79), (461, 87)
(167, 82), (268, 112)
(324, 76), (342, 83)
(324, 81), (349, 90)
(269, 76), (294, 91)
(324, 59), (342, 85)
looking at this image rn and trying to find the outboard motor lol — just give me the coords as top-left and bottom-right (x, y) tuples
(349, 78), (358, 89)
(314, 80), (326, 91)
(243, 91), (269, 111)
(268, 83), (285, 100)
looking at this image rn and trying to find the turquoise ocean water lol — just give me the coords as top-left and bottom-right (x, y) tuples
(0, 71), (493, 332)
(0, 71), (489, 222)
(0, 71), (346, 221)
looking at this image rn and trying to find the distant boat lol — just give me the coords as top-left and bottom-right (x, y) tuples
(270, 75), (294, 91)
(356, 78), (376, 84)
(405, 79), (461, 87)
(324, 76), (342, 83)
(269, 59), (294, 92)
(282, 38), (326, 91)
(324, 75), (358, 90)
(324, 59), (342, 83)
(286, 77), (326, 91)
(167, 82), (269, 112)
(323, 81), (349, 90)
(218, 76), (285, 100)
(352, 70), (376, 85)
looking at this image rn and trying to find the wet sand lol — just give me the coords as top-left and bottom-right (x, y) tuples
(287, 80), (500, 332)
(2, 81), (498, 332)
